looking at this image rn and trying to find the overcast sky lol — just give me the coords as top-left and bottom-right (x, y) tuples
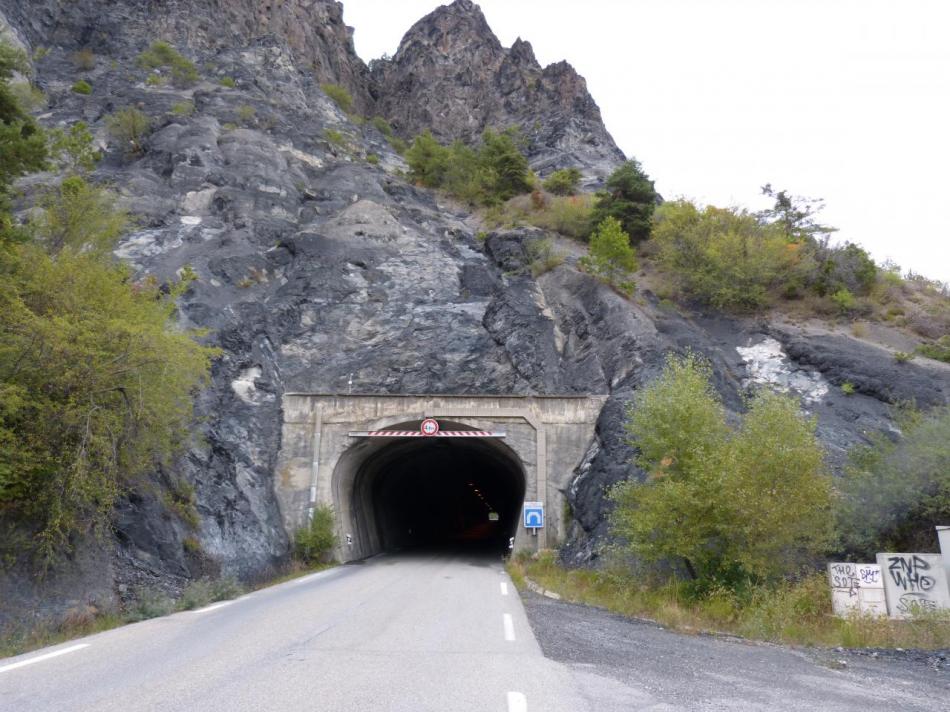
(343, 0), (949, 283)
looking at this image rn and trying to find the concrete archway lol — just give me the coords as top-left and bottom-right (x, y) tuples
(275, 394), (608, 561)
(334, 420), (526, 557)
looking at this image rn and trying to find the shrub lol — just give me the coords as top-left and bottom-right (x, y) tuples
(33, 176), (127, 255)
(838, 407), (950, 557)
(171, 101), (195, 117)
(71, 49), (96, 71)
(526, 237), (564, 277)
(71, 80), (92, 95)
(294, 505), (337, 563)
(388, 136), (408, 154)
(371, 115), (393, 137)
(542, 167), (582, 196)
(841, 381), (855, 395)
(610, 352), (833, 589)
(831, 288), (857, 314)
(218, 76), (236, 89)
(9, 82), (46, 112)
(579, 217), (638, 295)
(236, 105), (255, 125)
(324, 128), (346, 147)
(48, 122), (99, 174)
(137, 41), (198, 87)
(405, 128), (531, 205)
(106, 107), (151, 154)
(321, 83), (353, 113)
(366, 153), (379, 165)
(651, 199), (795, 310)
(590, 159), (657, 244)
(894, 351), (914, 363)
(917, 336), (950, 363)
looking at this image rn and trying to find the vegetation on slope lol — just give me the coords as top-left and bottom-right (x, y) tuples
(0, 42), (216, 563)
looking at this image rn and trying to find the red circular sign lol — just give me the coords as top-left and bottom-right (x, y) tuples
(420, 418), (440, 436)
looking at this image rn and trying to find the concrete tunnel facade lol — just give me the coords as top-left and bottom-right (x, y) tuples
(275, 394), (607, 561)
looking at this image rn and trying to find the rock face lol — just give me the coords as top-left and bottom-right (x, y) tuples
(0, 0), (375, 112)
(1, 0), (949, 625)
(370, 0), (626, 182)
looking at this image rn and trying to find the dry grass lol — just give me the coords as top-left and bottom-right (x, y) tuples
(484, 192), (594, 240)
(508, 552), (950, 650)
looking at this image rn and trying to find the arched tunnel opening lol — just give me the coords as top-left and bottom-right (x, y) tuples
(344, 423), (526, 556)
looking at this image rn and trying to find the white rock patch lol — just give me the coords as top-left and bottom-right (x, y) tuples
(231, 366), (271, 405)
(736, 337), (829, 404)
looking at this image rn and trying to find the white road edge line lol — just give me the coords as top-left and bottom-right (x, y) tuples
(503, 613), (515, 642)
(0, 644), (89, 674)
(500, 582), (509, 596)
(507, 690), (527, 712)
(193, 601), (234, 614)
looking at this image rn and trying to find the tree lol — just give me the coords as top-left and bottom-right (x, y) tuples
(0, 42), (47, 201)
(837, 407), (950, 558)
(106, 107), (151, 154)
(651, 199), (800, 310)
(579, 217), (638, 295)
(478, 128), (532, 202)
(610, 353), (833, 588)
(542, 167), (582, 196)
(759, 183), (836, 244)
(590, 159), (657, 244)
(405, 130), (450, 188)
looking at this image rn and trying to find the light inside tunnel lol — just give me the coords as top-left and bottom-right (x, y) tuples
(347, 424), (526, 555)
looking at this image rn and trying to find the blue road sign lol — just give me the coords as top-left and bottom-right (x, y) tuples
(523, 501), (544, 529)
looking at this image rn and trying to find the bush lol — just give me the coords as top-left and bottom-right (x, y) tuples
(171, 101), (195, 117)
(838, 407), (950, 557)
(106, 107), (151, 154)
(71, 49), (96, 71)
(294, 505), (337, 563)
(590, 159), (658, 244)
(218, 76), (236, 89)
(371, 115), (393, 137)
(526, 237), (564, 277)
(33, 176), (127, 255)
(321, 83), (353, 113)
(405, 128), (531, 206)
(71, 80), (92, 95)
(610, 352), (833, 589)
(137, 41), (198, 87)
(324, 128), (346, 147)
(814, 242), (878, 297)
(236, 105), (255, 125)
(578, 217), (638, 295)
(366, 153), (379, 165)
(542, 167), (582, 196)
(831, 288), (857, 314)
(651, 200), (797, 311)
(918, 335), (950, 363)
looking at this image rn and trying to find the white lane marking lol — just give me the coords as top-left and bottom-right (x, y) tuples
(503, 613), (515, 641)
(290, 568), (339, 586)
(507, 691), (527, 712)
(500, 582), (509, 596)
(0, 644), (89, 674)
(193, 600), (234, 614)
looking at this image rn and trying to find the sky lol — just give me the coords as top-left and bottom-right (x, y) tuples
(342, 0), (950, 283)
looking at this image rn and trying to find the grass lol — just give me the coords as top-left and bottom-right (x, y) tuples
(484, 192), (594, 240)
(0, 561), (336, 660)
(508, 552), (950, 650)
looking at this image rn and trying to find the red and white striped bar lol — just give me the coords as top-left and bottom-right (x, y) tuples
(347, 430), (506, 438)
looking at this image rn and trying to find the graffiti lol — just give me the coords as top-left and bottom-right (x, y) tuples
(860, 566), (881, 585)
(886, 555), (936, 593)
(897, 593), (939, 616)
(828, 563), (886, 617)
(877, 553), (950, 619)
(829, 563), (860, 597)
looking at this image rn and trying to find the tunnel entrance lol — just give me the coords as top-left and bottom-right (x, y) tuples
(346, 422), (526, 556)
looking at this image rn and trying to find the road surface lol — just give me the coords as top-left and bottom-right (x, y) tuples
(3, 553), (949, 711)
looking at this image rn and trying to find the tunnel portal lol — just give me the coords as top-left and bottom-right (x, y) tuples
(353, 429), (526, 554)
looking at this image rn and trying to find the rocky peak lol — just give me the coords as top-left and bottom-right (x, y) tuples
(371, 1), (626, 182)
(0, 0), (374, 112)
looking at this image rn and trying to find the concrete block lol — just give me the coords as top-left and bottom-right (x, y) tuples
(828, 562), (886, 617)
(877, 553), (950, 619)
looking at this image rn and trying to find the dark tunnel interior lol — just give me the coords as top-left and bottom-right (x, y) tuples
(354, 435), (526, 555)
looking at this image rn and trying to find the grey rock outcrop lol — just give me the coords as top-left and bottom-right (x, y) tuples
(370, 0), (626, 182)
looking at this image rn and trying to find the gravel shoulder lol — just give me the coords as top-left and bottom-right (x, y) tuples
(521, 590), (950, 712)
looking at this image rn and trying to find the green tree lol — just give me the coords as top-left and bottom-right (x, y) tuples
(106, 107), (151, 154)
(759, 183), (836, 244)
(838, 407), (950, 557)
(33, 176), (127, 255)
(0, 42), (47, 203)
(478, 128), (532, 202)
(405, 130), (450, 188)
(579, 217), (638, 295)
(651, 199), (799, 310)
(295, 505), (337, 563)
(590, 159), (657, 244)
(542, 167), (582, 196)
(610, 353), (832, 588)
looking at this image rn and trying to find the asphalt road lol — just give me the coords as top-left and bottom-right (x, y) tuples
(0, 553), (585, 712)
(522, 590), (950, 711)
(5, 554), (950, 711)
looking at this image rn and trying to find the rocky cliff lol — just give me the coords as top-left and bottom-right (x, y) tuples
(370, 0), (626, 181)
(1, 0), (948, 626)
